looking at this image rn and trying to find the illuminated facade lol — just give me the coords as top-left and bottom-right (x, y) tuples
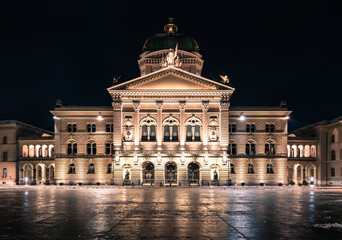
(50, 20), (291, 186)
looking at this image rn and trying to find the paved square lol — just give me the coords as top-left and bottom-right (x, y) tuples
(0, 186), (342, 239)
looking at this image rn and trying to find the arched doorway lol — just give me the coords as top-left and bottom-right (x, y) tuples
(142, 162), (154, 184)
(49, 165), (55, 181)
(37, 165), (43, 183)
(165, 162), (177, 184)
(23, 164), (33, 184)
(188, 162), (200, 183)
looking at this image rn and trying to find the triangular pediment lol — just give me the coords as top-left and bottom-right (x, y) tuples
(108, 66), (234, 91)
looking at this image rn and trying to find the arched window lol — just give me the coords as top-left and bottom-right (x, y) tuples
(3, 137), (7, 144)
(3, 152), (8, 161)
(22, 145), (28, 157)
(87, 163), (95, 174)
(29, 145), (35, 157)
(331, 150), (336, 161)
(106, 124), (113, 132)
(248, 164), (254, 174)
(265, 140), (276, 155)
(67, 124), (72, 132)
(68, 163), (76, 174)
(265, 124), (270, 132)
(298, 145), (304, 157)
(35, 145), (42, 157)
(86, 142), (96, 155)
(310, 145), (316, 157)
(304, 145), (310, 157)
(245, 140), (256, 155)
(228, 141), (237, 155)
(246, 124), (251, 132)
(291, 145), (297, 157)
(188, 162), (200, 183)
(107, 164), (112, 174)
(251, 124), (256, 132)
(87, 124), (96, 132)
(3, 168), (8, 178)
(48, 145), (54, 157)
(287, 145), (291, 157)
(331, 134), (335, 143)
(266, 164), (274, 174)
(270, 124), (275, 132)
(141, 116), (157, 142)
(230, 163), (235, 174)
(67, 142), (77, 155)
(87, 124), (91, 132)
(163, 116), (178, 142)
(105, 142), (113, 155)
(185, 116), (201, 142)
(42, 145), (48, 157)
(172, 125), (178, 141)
(331, 168), (335, 177)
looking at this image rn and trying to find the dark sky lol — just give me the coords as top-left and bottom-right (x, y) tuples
(1, 1), (341, 132)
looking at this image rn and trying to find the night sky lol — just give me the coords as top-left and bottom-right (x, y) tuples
(1, 1), (341, 132)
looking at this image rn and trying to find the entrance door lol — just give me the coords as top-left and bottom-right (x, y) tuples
(165, 162), (177, 183)
(143, 162), (154, 184)
(188, 162), (199, 183)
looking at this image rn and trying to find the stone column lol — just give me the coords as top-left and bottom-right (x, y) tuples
(112, 93), (122, 150)
(133, 101), (141, 150)
(179, 101), (186, 150)
(220, 94), (230, 150)
(33, 168), (37, 183)
(41, 166), (46, 182)
(20, 168), (23, 184)
(202, 101), (209, 150)
(156, 101), (163, 150)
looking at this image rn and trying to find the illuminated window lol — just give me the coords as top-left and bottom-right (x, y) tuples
(68, 164), (76, 174)
(87, 163), (95, 174)
(185, 116), (201, 142)
(248, 164), (254, 174)
(266, 164), (274, 174)
(141, 117), (157, 142)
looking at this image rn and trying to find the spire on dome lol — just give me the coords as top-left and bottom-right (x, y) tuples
(164, 17), (178, 37)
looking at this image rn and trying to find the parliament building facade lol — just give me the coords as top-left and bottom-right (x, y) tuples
(1, 20), (340, 186)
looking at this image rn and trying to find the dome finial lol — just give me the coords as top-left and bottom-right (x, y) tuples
(164, 17), (178, 37)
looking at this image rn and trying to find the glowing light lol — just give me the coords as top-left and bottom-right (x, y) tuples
(53, 116), (59, 120)
(285, 116), (290, 120)
(24, 177), (28, 184)
(97, 113), (103, 121)
(239, 112), (245, 121)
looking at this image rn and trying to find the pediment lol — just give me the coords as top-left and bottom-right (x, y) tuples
(108, 66), (234, 91)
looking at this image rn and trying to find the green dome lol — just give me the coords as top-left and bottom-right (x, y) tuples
(143, 33), (200, 52)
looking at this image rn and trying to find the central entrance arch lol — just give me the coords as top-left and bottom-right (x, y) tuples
(165, 162), (177, 184)
(188, 162), (200, 183)
(142, 162), (154, 184)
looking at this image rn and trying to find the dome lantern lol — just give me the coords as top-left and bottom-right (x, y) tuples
(164, 17), (178, 37)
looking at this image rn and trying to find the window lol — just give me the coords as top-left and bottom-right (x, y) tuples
(245, 141), (256, 155)
(230, 164), (235, 174)
(67, 124), (77, 132)
(67, 142), (77, 155)
(88, 163), (95, 174)
(105, 143), (114, 155)
(163, 116), (179, 142)
(87, 124), (96, 133)
(107, 164), (112, 174)
(185, 116), (201, 141)
(251, 124), (256, 132)
(265, 124), (275, 133)
(265, 141), (276, 155)
(68, 163), (76, 174)
(331, 150), (336, 161)
(86, 142), (96, 155)
(106, 124), (114, 132)
(331, 168), (335, 177)
(228, 141), (237, 155)
(246, 124), (251, 132)
(248, 164), (254, 174)
(331, 134), (335, 143)
(3, 152), (8, 161)
(140, 117), (157, 142)
(3, 137), (7, 144)
(266, 164), (274, 174)
(229, 124), (236, 133)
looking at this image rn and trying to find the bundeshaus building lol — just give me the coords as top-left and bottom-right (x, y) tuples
(7, 19), (341, 187)
(49, 19), (291, 186)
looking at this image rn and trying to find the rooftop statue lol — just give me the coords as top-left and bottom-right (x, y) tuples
(220, 75), (229, 85)
(161, 43), (182, 68)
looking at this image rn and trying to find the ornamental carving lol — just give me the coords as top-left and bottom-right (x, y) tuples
(133, 101), (140, 110)
(220, 101), (230, 110)
(202, 101), (210, 110)
(156, 101), (163, 110)
(179, 101), (186, 110)
(112, 101), (122, 110)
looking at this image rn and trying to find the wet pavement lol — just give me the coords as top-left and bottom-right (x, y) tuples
(0, 186), (342, 239)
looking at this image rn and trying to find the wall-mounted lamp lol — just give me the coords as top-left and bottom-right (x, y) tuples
(97, 113), (103, 121)
(239, 112), (245, 121)
(53, 116), (60, 120)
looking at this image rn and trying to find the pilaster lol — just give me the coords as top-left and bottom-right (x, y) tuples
(112, 93), (123, 150)
(156, 101), (163, 150)
(179, 101), (186, 150)
(202, 101), (209, 150)
(220, 93), (230, 150)
(133, 101), (141, 150)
